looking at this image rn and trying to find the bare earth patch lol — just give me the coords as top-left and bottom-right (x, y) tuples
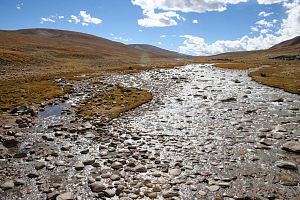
(78, 85), (152, 121)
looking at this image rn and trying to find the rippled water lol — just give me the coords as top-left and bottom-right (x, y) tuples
(2, 64), (299, 200)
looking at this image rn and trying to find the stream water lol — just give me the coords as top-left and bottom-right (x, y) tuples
(1, 64), (299, 200)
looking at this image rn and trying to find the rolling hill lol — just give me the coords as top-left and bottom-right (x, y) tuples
(0, 28), (188, 69)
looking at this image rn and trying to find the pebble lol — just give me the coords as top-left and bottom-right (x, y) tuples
(276, 160), (298, 170)
(169, 168), (181, 176)
(83, 158), (95, 165)
(56, 192), (73, 200)
(134, 164), (147, 172)
(282, 141), (300, 154)
(111, 161), (123, 170)
(90, 182), (107, 192)
(1, 180), (14, 190)
(207, 185), (220, 192)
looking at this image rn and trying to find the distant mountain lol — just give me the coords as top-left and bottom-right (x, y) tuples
(0, 28), (188, 67)
(129, 44), (189, 59)
(271, 36), (300, 48)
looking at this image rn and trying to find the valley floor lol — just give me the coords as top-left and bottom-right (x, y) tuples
(0, 64), (299, 199)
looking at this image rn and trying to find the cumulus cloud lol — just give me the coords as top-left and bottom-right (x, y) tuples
(277, 0), (300, 37)
(79, 11), (102, 25)
(132, 0), (248, 13)
(179, 0), (300, 56)
(137, 10), (184, 27)
(16, 3), (23, 10)
(258, 11), (273, 17)
(132, 0), (248, 27)
(69, 15), (80, 24)
(255, 19), (275, 27)
(40, 16), (56, 24)
(257, 0), (287, 4)
(68, 11), (102, 26)
(192, 19), (198, 24)
(160, 35), (166, 38)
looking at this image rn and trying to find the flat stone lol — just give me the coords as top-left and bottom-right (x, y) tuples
(282, 141), (300, 154)
(74, 163), (85, 171)
(2, 136), (18, 148)
(198, 191), (207, 196)
(162, 191), (179, 198)
(103, 189), (116, 198)
(280, 175), (299, 186)
(83, 158), (95, 165)
(90, 182), (107, 193)
(1, 180), (14, 190)
(207, 185), (220, 192)
(27, 172), (39, 178)
(146, 192), (157, 199)
(14, 179), (25, 186)
(111, 161), (123, 170)
(134, 164), (147, 173)
(276, 160), (297, 170)
(46, 191), (60, 200)
(35, 161), (46, 170)
(56, 192), (73, 200)
(169, 168), (181, 176)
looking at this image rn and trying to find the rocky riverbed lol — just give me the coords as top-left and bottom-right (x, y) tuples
(0, 64), (299, 200)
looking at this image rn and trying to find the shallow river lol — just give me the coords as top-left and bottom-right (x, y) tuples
(1, 64), (299, 200)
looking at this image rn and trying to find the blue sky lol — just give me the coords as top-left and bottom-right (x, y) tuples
(0, 0), (299, 55)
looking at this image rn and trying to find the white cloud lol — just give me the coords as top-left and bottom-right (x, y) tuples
(260, 29), (270, 34)
(137, 10), (184, 27)
(255, 19), (274, 27)
(110, 33), (114, 36)
(179, 34), (284, 55)
(258, 11), (273, 17)
(132, 0), (248, 14)
(179, 0), (300, 55)
(68, 11), (102, 26)
(70, 15), (80, 24)
(138, 29), (143, 32)
(277, 0), (300, 37)
(132, 0), (248, 27)
(158, 42), (162, 45)
(251, 27), (259, 32)
(79, 11), (102, 25)
(16, 3), (23, 10)
(113, 36), (132, 42)
(192, 19), (198, 24)
(40, 17), (55, 24)
(257, 0), (287, 4)
(58, 16), (65, 19)
(160, 35), (166, 38)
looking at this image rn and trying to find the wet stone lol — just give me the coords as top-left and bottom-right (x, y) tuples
(276, 160), (298, 170)
(170, 168), (181, 176)
(90, 182), (107, 193)
(207, 185), (220, 192)
(282, 141), (300, 154)
(83, 158), (95, 165)
(35, 161), (46, 170)
(56, 192), (74, 200)
(111, 161), (123, 170)
(134, 164), (147, 173)
(74, 163), (85, 171)
(1, 180), (14, 190)
(27, 172), (39, 178)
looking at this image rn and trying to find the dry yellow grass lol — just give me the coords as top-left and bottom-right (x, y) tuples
(250, 64), (300, 94)
(0, 79), (63, 112)
(213, 62), (260, 70)
(78, 85), (152, 121)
